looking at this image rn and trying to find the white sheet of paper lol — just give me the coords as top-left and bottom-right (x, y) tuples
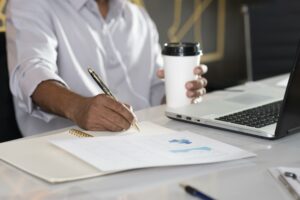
(51, 131), (255, 172)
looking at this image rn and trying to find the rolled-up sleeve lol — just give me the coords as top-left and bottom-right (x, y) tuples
(6, 0), (68, 122)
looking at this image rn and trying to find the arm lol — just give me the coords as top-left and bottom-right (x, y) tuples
(6, 0), (134, 132)
(32, 80), (135, 131)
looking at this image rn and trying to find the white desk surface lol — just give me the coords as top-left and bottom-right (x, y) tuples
(1, 74), (299, 200)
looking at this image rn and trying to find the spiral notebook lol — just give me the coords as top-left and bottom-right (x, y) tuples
(0, 122), (174, 183)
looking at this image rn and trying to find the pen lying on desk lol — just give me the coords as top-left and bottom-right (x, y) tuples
(279, 173), (300, 200)
(180, 184), (216, 200)
(87, 67), (141, 132)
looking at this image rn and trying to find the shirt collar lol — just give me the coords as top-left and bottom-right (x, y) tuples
(109, 0), (126, 19)
(69, 0), (89, 10)
(69, 0), (126, 12)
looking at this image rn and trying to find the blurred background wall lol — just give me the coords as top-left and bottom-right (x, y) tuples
(142, 0), (247, 91)
(0, 0), (22, 141)
(132, 0), (300, 90)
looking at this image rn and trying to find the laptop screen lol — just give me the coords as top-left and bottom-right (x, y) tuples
(275, 43), (300, 138)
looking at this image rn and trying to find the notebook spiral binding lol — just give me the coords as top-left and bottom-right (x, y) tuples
(69, 129), (93, 138)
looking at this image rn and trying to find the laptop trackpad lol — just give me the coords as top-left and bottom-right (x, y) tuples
(225, 93), (273, 105)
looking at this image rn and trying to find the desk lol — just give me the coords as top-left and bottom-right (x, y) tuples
(0, 74), (299, 200)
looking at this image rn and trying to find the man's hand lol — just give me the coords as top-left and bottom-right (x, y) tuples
(32, 81), (135, 132)
(72, 94), (135, 131)
(157, 64), (208, 102)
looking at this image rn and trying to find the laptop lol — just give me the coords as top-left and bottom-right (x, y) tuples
(165, 44), (300, 139)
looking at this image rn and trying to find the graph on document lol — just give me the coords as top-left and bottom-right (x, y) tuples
(170, 146), (212, 153)
(167, 137), (223, 159)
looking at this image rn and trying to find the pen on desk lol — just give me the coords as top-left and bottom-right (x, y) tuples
(87, 67), (141, 132)
(180, 184), (216, 200)
(285, 171), (300, 183)
(279, 174), (300, 200)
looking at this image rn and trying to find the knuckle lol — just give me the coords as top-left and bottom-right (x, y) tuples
(201, 65), (208, 74)
(200, 88), (206, 96)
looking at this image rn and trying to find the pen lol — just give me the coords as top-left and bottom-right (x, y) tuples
(180, 184), (216, 200)
(87, 67), (141, 132)
(285, 171), (300, 183)
(279, 174), (300, 200)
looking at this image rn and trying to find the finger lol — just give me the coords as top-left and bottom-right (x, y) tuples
(200, 88), (207, 96)
(194, 64), (208, 75)
(88, 117), (122, 132)
(186, 88), (206, 98)
(186, 90), (200, 98)
(191, 97), (203, 104)
(185, 78), (207, 90)
(79, 111), (115, 132)
(101, 107), (131, 131)
(156, 68), (165, 79)
(103, 97), (135, 124)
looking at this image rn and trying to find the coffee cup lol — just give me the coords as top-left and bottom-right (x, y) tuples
(162, 42), (202, 108)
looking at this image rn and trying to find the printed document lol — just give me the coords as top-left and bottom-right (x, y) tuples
(51, 131), (255, 172)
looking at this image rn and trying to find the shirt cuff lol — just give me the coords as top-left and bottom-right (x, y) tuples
(19, 64), (68, 122)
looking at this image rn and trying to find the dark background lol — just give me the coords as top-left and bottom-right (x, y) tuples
(144, 0), (300, 89)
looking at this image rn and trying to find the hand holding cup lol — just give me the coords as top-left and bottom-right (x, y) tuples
(160, 42), (207, 108)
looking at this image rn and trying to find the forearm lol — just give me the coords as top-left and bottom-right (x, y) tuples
(31, 80), (135, 131)
(31, 80), (85, 122)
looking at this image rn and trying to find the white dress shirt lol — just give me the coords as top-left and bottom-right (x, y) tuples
(6, 0), (164, 136)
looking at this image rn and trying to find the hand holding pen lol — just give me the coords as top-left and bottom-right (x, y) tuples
(88, 67), (140, 132)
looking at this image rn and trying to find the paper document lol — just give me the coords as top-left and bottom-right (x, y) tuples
(51, 131), (255, 172)
(0, 122), (174, 183)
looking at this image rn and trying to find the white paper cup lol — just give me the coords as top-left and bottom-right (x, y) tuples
(162, 42), (202, 108)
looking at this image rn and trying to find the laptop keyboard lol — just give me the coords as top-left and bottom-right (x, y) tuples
(216, 100), (282, 128)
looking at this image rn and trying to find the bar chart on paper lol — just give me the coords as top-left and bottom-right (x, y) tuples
(51, 131), (255, 172)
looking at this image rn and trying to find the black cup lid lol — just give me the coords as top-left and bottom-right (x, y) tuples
(162, 42), (202, 56)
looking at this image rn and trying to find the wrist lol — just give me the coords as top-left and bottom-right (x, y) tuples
(65, 94), (87, 123)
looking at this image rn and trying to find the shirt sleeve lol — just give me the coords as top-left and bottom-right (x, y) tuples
(143, 10), (165, 106)
(6, 0), (68, 122)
